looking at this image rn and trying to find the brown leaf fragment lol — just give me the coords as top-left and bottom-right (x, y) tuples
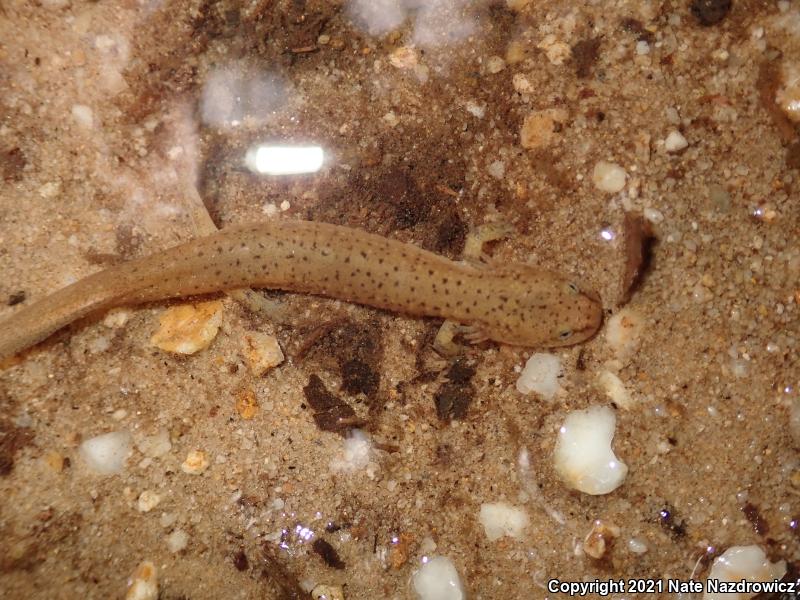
(312, 538), (345, 569)
(303, 375), (365, 436)
(619, 212), (656, 306)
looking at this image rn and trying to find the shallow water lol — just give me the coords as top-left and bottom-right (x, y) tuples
(0, 1), (798, 598)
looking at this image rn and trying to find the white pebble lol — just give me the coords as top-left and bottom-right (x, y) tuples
(512, 73), (534, 94)
(627, 537), (648, 554)
(643, 207), (664, 224)
(597, 370), (635, 409)
(486, 55), (506, 74)
(125, 561), (158, 600)
(136, 428), (172, 458)
(664, 130), (688, 152)
(605, 308), (644, 361)
(592, 161), (627, 193)
(71, 104), (94, 128)
(241, 331), (284, 376)
(330, 430), (372, 472)
(635, 41), (650, 55)
(166, 529), (189, 553)
(137, 490), (162, 513)
(465, 101), (485, 118)
(479, 502), (530, 541)
(181, 450), (209, 475)
(79, 430), (132, 475)
(703, 545), (786, 600)
(382, 111), (399, 127)
(487, 160), (505, 179)
(554, 406), (628, 495)
(412, 556), (465, 600)
(515, 353), (561, 399)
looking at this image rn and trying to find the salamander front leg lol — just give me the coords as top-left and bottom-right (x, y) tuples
(462, 221), (516, 265)
(433, 321), (489, 356)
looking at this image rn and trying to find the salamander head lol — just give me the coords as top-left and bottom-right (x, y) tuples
(483, 269), (603, 348)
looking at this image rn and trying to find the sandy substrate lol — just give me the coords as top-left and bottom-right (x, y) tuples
(0, 0), (799, 598)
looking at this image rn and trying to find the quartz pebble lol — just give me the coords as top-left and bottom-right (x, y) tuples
(486, 55), (506, 73)
(597, 370), (635, 409)
(554, 406), (628, 495)
(479, 502), (529, 541)
(412, 556), (465, 600)
(592, 161), (627, 193)
(583, 520), (620, 559)
(605, 308), (644, 361)
(776, 63), (800, 123)
(241, 331), (284, 376)
(150, 301), (224, 354)
(166, 529), (189, 553)
(181, 450), (209, 475)
(515, 353), (561, 399)
(71, 104), (94, 128)
(137, 490), (162, 513)
(520, 109), (567, 150)
(125, 561), (158, 600)
(703, 545), (786, 600)
(664, 130), (688, 152)
(136, 429), (172, 458)
(312, 584), (345, 600)
(79, 430), (132, 475)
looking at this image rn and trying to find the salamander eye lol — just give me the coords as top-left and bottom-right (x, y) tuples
(559, 329), (573, 340)
(566, 282), (579, 294)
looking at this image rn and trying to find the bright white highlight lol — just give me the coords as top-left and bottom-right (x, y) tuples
(246, 145), (324, 176)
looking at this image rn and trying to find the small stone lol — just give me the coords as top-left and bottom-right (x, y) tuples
(516, 353), (561, 399)
(465, 101), (485, 118)
(635, 40), (650, 55)
(166, 529), (189, 553)
(241, 331), (284, 376)
(412, 556), (465, 600)
(486, 55), (506, 74)
(554, 406), (628, 495)
(389, 46), (418, 69)
(235, 387), (259, 420)
(506, 41), (527, 64)
(592, 161), (627, 193)
(627, 538), (648, 554)
(487, 160), (505, 179)
(137, 490), (162, 513)
(479, 502), (530, 541)
(520, 109), (568, 150)
(136, 429), (172, 458)
(643, 207), (664, 224)
(597, 370), (635, 409)
(103, 308), (131, 328)
(691, 0), (732, 26)
(71, 104), (94, 128)
(664, 130), (688, 152)
(79, 430), (132, 475)
(605, 308), (644, 361)
(44, 451), (65, 472)
(776, 63), (800, 124)
(312, 584), (345, 600)
(317, 34), (330, 45)
(382, 111), (399, 127)
(150, 300), (224, 355)
(125, 561), (158, 600)
(537, 34), (570, 65)
(583, 520), (620, 559)
(181, 450), (209, 475)
(38, 181), (61, 198)
(512, 73), (534, 95)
